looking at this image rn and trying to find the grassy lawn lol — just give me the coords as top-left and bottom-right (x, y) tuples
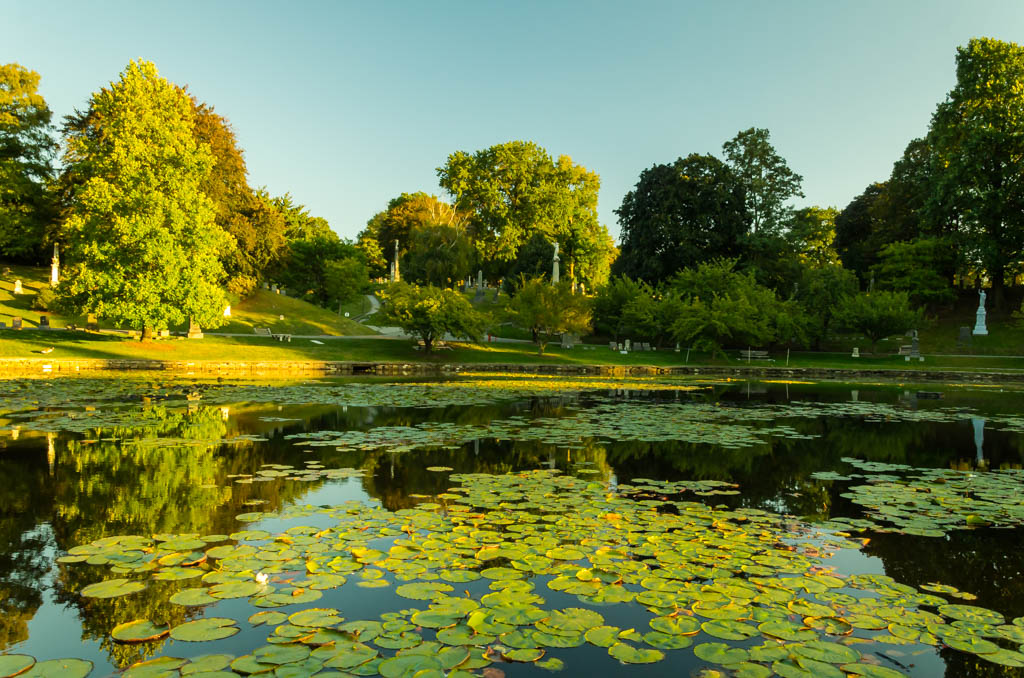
(2, 265), (374, 336)
(3, 329), (1024, 374)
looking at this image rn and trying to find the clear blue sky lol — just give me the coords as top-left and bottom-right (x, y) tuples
(5, 1), (1024, 241)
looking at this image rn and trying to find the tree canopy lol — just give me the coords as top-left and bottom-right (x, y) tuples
(506, 278), (592, 354)
(56, 60), (230, 331)
(613, 153), (748, 281)
(722, 127), (803, 235)
(379, 282), (486, 353)
(0, 63), (56, 261)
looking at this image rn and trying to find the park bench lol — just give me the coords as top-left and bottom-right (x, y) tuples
(738, 349), (774, 362)
(254, 326), (292, 342)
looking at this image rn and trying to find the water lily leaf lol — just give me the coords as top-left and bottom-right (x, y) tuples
(170, 618), (239, 642)
(253, 644), (311, 665)
(395, 582), (453, 600)
(694, 642), (748, 664)
(772, 658), (844, 678)
(758, 620), (816, 642)
(0, 655), (34, 678)
(20, 659), (93, 678)
(322, 643), (378, 669)
(169, 586), (217, 607)
(793, 640), (861, 664)
(111, 619), (169, 643)
(410, 609), (463, 629)
(839, 663), (909, 677)
(643, 631), (693, 649)
(180, 655), (232, 675)
(942, 633), (1000, 654)
(378, 654), (443, 678)
(288, 608), (344, 628)
(979, 649), (1024, 667)
(248, 611), (287, 626)
(700, 620), (757, 640)
(650, 615), (701, 635)
(608, 642), (664, 664)
(208, 580), (264, 599)
(502, 648), (544, 662)
(938, 604), (1005, 625)
(532, 630), (585, 648)
(80, 578), (145, 599)
(730, 663), (772, 678)
(124, 657), (187, 678)
(584, 626), (621, 647)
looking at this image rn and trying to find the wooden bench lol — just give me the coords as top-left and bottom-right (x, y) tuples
(738, 349), (774, 362)
(254, 327), (291, 342)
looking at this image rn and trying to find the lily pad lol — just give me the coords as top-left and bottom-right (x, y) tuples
(111, 619), (170, 643)
(608, 642), (664, 664)
(170, 618), (240, 642)
(80, 578), (145, 599)
(20, 659), (93, 678)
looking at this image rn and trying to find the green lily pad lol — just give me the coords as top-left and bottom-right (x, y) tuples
(395, 582), (453, 600)
(584, 625), (621, 647)
(378, 654), (443, 678)
(643, 630), (694, 649)
(20, 659), (93, 678)
(170, 618), (240, 642)
(170, 588), (216, 606)
(772, 658), (844, 678)
(111, 619), (170, 643)
(839, 664), (909, 677)
(700, 619), (758, 640)
(608, 642), (664, 664)
(80, 578), (145, 599)
(502, 648), (544, 662)
(694, 642), (748, 664)
(288, 608), (344, 628)
(758, 619), (816, 641)
(124, 657), (188, 678)
(0, 656), (35, 678)
(180, 655), (232, 675)
(793, 640), (861, 664)
(650, 615), (701, 635)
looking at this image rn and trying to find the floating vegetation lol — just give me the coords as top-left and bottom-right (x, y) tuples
(51, 470), (1024, 677)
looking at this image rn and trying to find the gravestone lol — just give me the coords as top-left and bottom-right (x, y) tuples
(476, 269), (483, 290)
(675, 342), (681, 353)
(13, 280), (22, 294)
(272, 285), (279, 294)
(158, 329), (170, 338)
(86, 313), (98, 331)
(50, 243), (60, 285)
(851, 347), (860, 358)
(551, 243), (560, 284)
(609, 341), (617, 350)
(187, 319), (204, 339)
(973, 289), (988, 335)
(223, 305), (231, 318)
(957, 326), (972, 350)
(617, 342), (623, 351)
(39, 315), (50, 329)
(1, 266), (10, 276)
(492, 287), (500, 302)
(560, 333), (576, 349)
(12, 317), (22, 330)
(624, 339), (631, 352)
(908, 330), (922, 361)
(464, 278), (472, 292)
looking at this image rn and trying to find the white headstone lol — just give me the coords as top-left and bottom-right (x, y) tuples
(223, 305), (231, 317)
(973, 289), (988, 335)
(476, 270), (483, 289)
(50, 243), (59, 285)
(551, 242), (560, 284)
(13, 279), (22, 294)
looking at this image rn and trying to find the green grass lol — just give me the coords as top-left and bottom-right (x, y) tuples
(4, 329), (1024, 374)
(1, 265), (375, 336)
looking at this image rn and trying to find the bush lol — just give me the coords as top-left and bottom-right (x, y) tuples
(31, 286), (55, 311)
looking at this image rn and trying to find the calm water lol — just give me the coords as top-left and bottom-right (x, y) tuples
(1, 376), (1023, 677)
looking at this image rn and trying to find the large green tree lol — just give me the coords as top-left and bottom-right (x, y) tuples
(506, 278), (592, 354)
(0, 63), (56, 261)
(834, 182), (886, 283)
(787, 206), (840, 268)
(437, 141), (612, 285)
(613, 154), (748, 281)
(191, 100), (287, 293)
(722, 127), (803, 235)
(837, 290), (920, 354)
(57, 60), (231, 332)
(404, 223), (476, 288)
(928, 37), (1024, 306)
(379, 282), (486, 353)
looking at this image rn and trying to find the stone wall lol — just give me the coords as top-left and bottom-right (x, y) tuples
(0, 358), (1020, 383)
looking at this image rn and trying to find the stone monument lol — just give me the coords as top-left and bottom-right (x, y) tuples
(50, 244), (60, 285)
(13, 280), (22, 295)
(187, 318), (204, 339)
(909, 329), (921, 360)
(551, 242), (560, 284)
(86, 313), (98, 331)
(973, 289), (988, 335)
(223, 305), (231, 318)
(39, 315), (50, 329)
(392, 240), (400, 283)
(12, 317), (22, 330)
(476, 269), (483, 290)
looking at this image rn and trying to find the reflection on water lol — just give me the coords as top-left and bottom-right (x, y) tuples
(0, 378), (1023, 676)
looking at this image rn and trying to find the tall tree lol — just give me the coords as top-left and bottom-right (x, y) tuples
(190, 100), (287, 293)
(928, 38), (1024, 306)
(437, 141), (612, 283)
(0, 63), (56, 261)
(833, 182), (886, 283)
(506, 278), (592, 354)
(613, 154), (748, 281)
(722, 127), (803, 235)
(404, 223), (476, 287)
(787, 206), (840, 268)
(57, 60), (230, 332)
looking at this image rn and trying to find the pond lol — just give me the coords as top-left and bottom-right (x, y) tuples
(1, 375), (1024, 678)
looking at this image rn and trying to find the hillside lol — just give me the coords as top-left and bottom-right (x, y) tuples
(0, 264), (375, 336)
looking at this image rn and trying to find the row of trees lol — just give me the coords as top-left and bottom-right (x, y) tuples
(356, 142), (618, 293)
(611, 38), (1024, 313)
(1, 60), (368, 330)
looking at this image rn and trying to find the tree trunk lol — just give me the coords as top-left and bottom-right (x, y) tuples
(423, 336), (433, 354)
(142, 326), (153, 341)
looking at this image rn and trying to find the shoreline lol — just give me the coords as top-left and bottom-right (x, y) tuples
(1, 357), (1022, 383)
